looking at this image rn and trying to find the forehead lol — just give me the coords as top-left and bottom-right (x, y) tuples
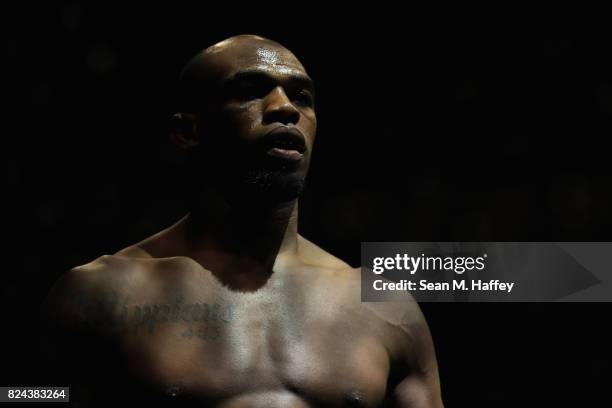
(204, 40), (308, 83)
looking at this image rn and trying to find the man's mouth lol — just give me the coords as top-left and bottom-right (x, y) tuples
(267, 147), (304, 160)
(262, 126), (306, 162)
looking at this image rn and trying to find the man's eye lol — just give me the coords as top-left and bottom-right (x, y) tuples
(293, 90), (314, 106)
(233, 84), (264, 101)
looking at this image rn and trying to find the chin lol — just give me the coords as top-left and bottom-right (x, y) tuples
(206, 166), (306, 207)
(242, 169), (305, 205)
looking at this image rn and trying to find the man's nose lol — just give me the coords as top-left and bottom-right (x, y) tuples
(262, 86), (300, 125)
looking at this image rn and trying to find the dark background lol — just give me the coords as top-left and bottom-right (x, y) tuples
(4, 3), (611, 406)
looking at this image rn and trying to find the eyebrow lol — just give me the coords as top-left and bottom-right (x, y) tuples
(222, 69), (315, 93)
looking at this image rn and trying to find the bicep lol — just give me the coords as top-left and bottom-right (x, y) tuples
(395, 305), (444, 407)
(364, 292), (445, 407)
(393, 367), (443, 408)
(39, 270), (104, 406)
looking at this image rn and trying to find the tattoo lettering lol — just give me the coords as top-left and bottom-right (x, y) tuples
(61, 291), (233, 338)
(181, 325), (221, 341)
(132, 302), (233, 334)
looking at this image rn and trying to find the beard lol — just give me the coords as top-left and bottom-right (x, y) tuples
(188, 147), (307, 207)
(239, 166), (306, 204)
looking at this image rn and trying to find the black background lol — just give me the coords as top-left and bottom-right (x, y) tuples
(4, 3), (612, 406)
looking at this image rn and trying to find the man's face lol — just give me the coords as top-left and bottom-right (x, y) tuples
(193, 38), (317, 204)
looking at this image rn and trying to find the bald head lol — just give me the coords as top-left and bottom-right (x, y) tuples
(201, 34), (285, 57)
(177, 35), (309, 113)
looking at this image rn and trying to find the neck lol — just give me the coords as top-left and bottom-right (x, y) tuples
(173, 189), (300, 290)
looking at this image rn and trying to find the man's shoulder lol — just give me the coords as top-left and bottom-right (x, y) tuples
(296, 247), (428, 349)
(297, 235), (353, 271)
(47, 255), (126, 295)
(53, 254), (146, 291)
(42, 254), (154, 325)
(293, 238), (422, 325)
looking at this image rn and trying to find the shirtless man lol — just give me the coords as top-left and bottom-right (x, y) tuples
(40, 35), (444, 407)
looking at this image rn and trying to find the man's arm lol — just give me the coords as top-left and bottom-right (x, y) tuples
(392, 301), (444, 408)
(39, 262), (111, 406)
(364, 289), (444, 408)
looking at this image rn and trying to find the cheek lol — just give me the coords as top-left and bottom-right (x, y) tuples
(231, 104), (261, 136)
(224, 106), (262, 136)
(302, 109), (316, 128)
(307, 115), (317, 130)
(302, 116), (317, 145)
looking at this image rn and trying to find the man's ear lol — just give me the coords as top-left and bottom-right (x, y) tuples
(169, 113), (200, 150)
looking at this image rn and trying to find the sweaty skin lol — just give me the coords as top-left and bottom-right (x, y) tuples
(41, 35), (444, 407)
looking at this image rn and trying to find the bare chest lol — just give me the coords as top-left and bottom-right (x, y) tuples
(97, 284), (392, 407)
